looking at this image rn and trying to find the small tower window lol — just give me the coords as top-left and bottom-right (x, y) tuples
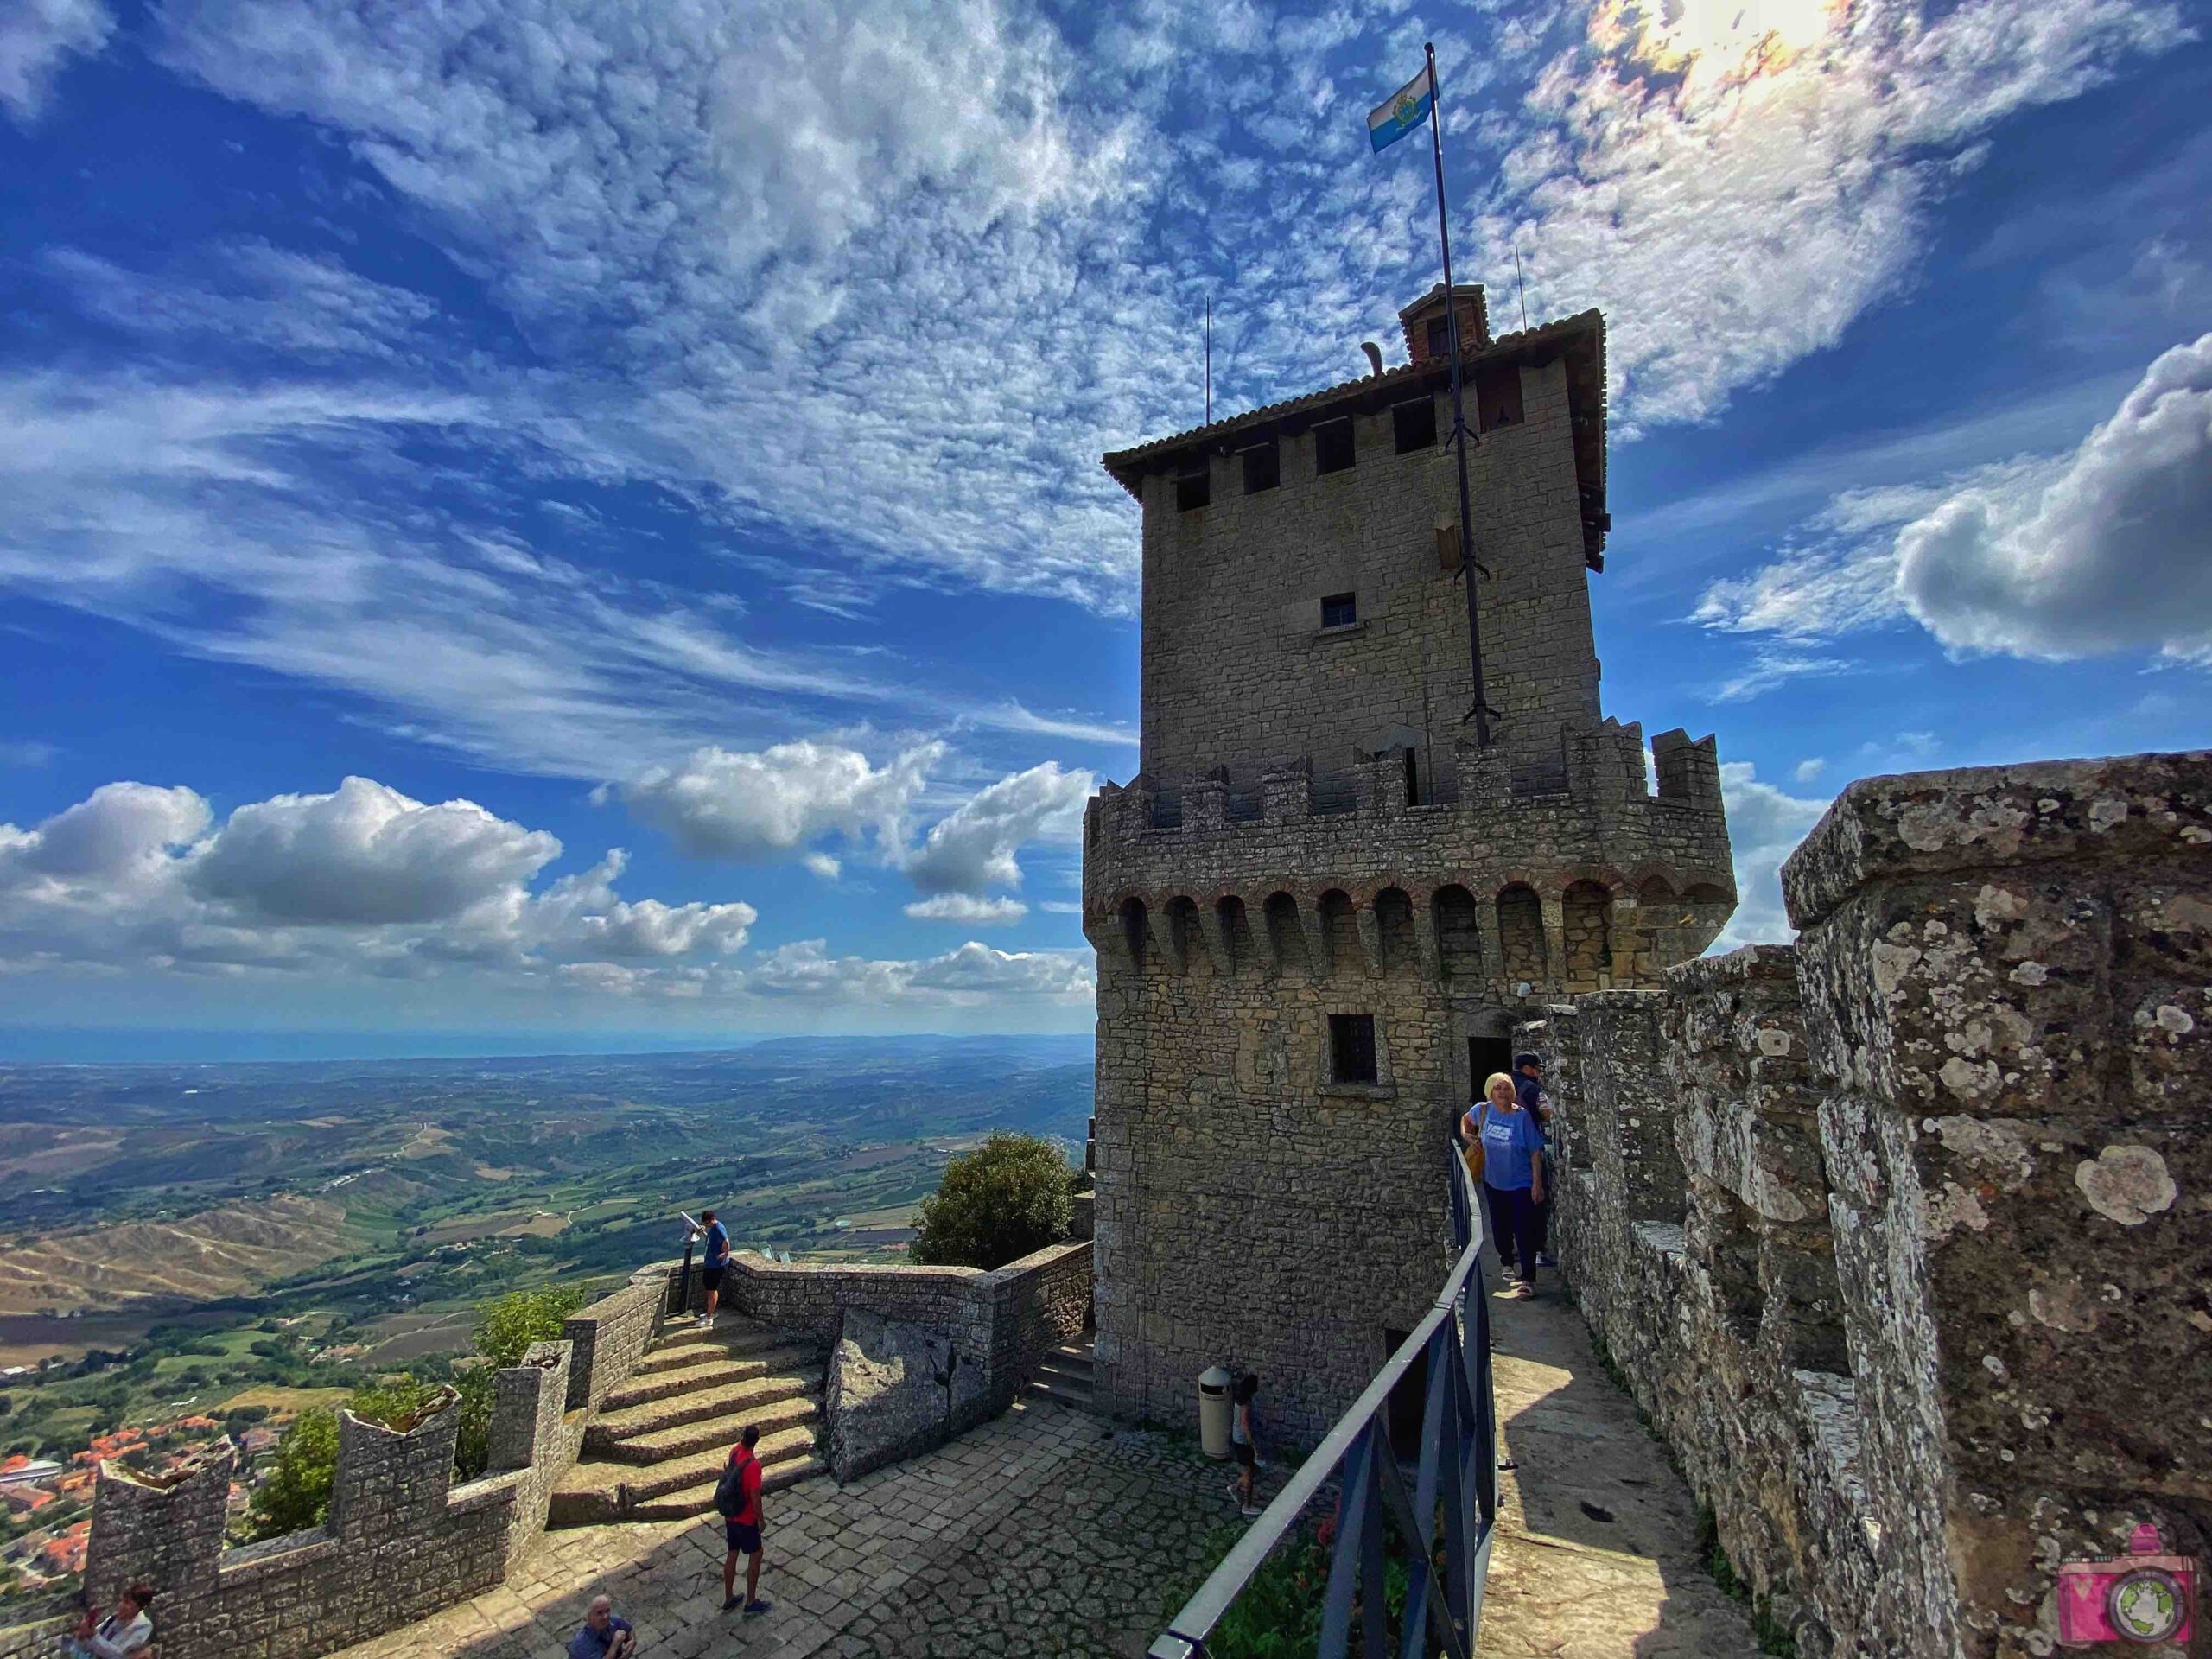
(1242, 442), (1280, 494)
(1321, 592), (1357, 629)
(1314, 420), (1355, 475)
(1175, 465), (1210, 512)
(1330, 1014), (1378, 1084)
(1425, 316), (1449, 359)
(1403, 747), (1420, 806)
(1393, 397), (1437, 454)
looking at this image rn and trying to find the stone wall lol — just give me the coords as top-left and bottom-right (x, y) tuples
(561, 1276), (662, 1413)
(1127, 343), (1603, 790)
(1538, 752), (2212, 1659)
(0, 1618), (67, 1659)
(53, 1339), (594, 1659)
(669, 1242), (1092, 1427)
(1085, 725), (1733, 1451)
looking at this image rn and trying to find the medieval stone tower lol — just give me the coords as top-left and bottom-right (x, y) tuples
(1082, 287), (1738, 1443)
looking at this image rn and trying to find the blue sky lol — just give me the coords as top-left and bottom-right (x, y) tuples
(1, 0), (2206, 1058)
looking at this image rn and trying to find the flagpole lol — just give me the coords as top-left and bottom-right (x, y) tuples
(1425, 41), (1493, 749)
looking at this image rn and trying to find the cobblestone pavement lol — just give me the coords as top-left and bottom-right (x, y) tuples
(330, 1398), (1245, 1659)
(340, 1288), (1764, 1659)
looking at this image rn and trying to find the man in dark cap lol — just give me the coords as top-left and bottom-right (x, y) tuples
(1515, 1053), (1556, 1268)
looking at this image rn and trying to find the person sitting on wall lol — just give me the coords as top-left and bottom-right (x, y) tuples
(1478, 1072), (1548, 1300)
(63, 1583), (154, 1657)
(568, 1594), (636, 1659)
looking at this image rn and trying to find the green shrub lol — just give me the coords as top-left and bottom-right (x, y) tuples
(909, 1134), (1075, 1270)
(246, 1409), (339, 1540)
(472, 1285), (583, 1369)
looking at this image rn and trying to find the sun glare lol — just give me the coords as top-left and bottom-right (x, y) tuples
(1597, 0), (1844, 84)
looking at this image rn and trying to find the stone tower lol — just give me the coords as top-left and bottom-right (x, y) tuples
(1082, 289), (1738, 1444)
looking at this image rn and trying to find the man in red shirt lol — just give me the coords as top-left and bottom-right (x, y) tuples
(718, 1424), (771, 1616)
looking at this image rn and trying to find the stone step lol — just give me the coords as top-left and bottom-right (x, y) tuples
(630, 1326), (797, 1377)
(591, 1388), (822, 1465)
(628, 1452), (825, 1522)
(547, 1425), (822, 1528)
(601, 1344), (820, 1411)
(1022, 1376), (1094, 1411)
(1036, 1350), (1093, 1382)
(592, 1367), (819, 1444)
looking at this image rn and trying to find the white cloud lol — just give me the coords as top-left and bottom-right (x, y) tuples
(742, 938), (1091, 1006)
(188, 775), (558, 924)
(0, 0), (111, 124)
(0, 775), (753, 986)
(1792, 758), (1826, 782)
(1709, 761), (1831, 952)
(47, 242), (444, 361)
(1037, 899), (1084, 915)
(1481, 0), (2192, 427)
(802, 851), (842, 880)
(619, 741), (938, 863)
(902, 761), (1093, 897)
(1895, 333), (2212, 662)
(904, 893), (1028, 925)
(1692, 338), (2212, 674)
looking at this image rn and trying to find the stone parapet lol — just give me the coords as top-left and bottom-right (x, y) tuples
(1537, 750), (2212, 1659)
(1084, 726), (1732, 1006)
(70, 1346), (583, 1659)
(666, 1242), (1092, 1431)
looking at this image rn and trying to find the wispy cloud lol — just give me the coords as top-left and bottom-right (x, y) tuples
(0, 0), (111, 125)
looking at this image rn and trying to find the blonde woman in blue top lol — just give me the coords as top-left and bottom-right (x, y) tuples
(1466, 1072), (1547, 1298)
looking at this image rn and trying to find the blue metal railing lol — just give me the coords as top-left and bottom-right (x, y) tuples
(1150, 1149), (1498, 1657)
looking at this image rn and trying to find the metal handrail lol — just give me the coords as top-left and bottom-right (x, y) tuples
(1151, 1147), (1498, 1657)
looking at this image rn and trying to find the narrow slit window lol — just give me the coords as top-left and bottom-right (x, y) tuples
(1242, 442), (1280, 494)
(1393, 397), (1437, 454)
(1314, 420), (1355, 475)
(1175, 467), (1210, 512)
(1321, 592), (1357, 629)
(1331, 1014), (1378, 1084)
(1403, 748), (1420, 806)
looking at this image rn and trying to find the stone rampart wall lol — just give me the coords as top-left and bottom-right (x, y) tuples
(48, 1342), (584, 1659)
(1535, 752), (2211, 1658)
(561, 1275), (662, 1413)
(0, 1618), (67, 1659)
(667, 1242), (1092, 1423)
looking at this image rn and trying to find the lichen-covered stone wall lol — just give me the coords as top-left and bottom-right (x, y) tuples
(1540, 751), (2212, 1659)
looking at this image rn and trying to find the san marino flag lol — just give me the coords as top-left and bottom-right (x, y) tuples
(1368, 64), (1434, 152)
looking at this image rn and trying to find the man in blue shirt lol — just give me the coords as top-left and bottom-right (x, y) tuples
(569, 1596), (634, 1659)
(697, 1208), (731, 1330)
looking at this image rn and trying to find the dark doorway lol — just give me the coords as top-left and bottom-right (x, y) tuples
(1384, 1327), (1430, 1459)
(1469, 1035), (1512, 1100)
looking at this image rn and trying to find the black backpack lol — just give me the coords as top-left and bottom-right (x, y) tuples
(714, 1451), (752, 1517)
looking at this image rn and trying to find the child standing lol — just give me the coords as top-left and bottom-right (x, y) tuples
(1229, 1374), (1262, 1518)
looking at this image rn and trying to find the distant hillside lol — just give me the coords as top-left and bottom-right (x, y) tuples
(0, 1193), (345, 1315)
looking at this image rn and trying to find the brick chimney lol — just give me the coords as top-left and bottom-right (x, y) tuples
(1399, 283), (1491, 365)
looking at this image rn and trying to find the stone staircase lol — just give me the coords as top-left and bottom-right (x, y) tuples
(549, 1313), (826, 1526)
(1022, 1332), (1095, 1410)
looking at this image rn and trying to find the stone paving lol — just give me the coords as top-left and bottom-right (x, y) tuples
(338, 1284), (1765, 1659)
(330, 1397), (1238, 1659)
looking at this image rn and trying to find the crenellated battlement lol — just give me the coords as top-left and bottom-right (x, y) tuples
(1083, 721), (1732, 1004)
